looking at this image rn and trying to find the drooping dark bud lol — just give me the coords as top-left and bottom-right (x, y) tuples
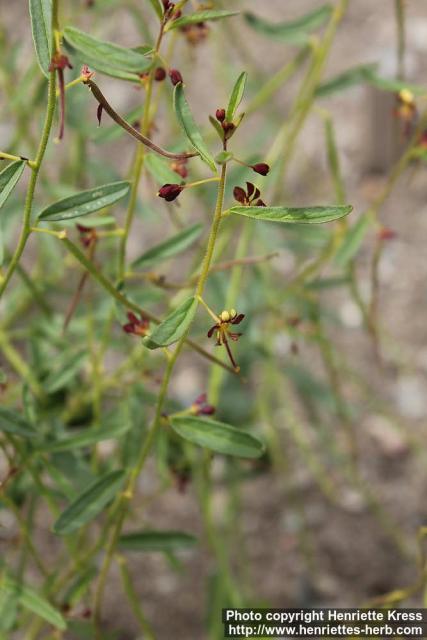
(215, 108), (226, 122)
(169, 68), (183, 86)
(154, 67), (166, 82)
(233, 186), (246, 204)
(96, 103), (103, 126)
(158, 183), (184, 202)
(255, 199), (266, 207)
(252, 162), (270, 176)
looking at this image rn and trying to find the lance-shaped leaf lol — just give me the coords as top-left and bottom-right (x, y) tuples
(132, 224), (203, 269)
(244, 4), (332, 44)
(0, 577), (66, 630)
(173, 83), (217, 172)
(63, 27), (153, 81)
(0, 407), (36, 438)
(53, 469), (126, 535)
(119, 530), (197, 552)
(316, 64), (378, 97)
(0, 161), (26, 209)
(43, 350), (86, 393)
(334, 212), (373, 266)
(147, 0), (163, 20)
(29, 0), (52, 77)
(171, 416), (265, 458)
(227, 205), (353, 224)
(38, 181), (130, 221)
(226, 72), (247, 122)
(143, 297), (197, 349)
(167, 9), (239, 30)
(41, 422), (131, 453)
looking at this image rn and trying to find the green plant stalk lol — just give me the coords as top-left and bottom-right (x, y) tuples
(268, 0), (349, 194)
(92, 162), (228, 635)
(0, 68), (56, 298)
(118, 24), (164, 279)
(117, 556), (156, 640)
(395, 0), (406, 80)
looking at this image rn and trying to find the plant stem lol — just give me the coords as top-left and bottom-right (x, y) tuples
(0, 35), (57, 298)
(92, 161), (228, 635)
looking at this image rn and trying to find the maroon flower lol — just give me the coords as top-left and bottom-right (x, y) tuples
(76, 224), (97, 248)
(154, 67), (166, 82)
(233, 182), (266, 207)
(122, 312), (150, 337)
(169, 68), (183, 86)
(192, 393), (216, 416)
(158, 183), (184, 202)
(252, 162), (270, 176)
(207, 309), (245, 371)
(215, 108), (226, 122)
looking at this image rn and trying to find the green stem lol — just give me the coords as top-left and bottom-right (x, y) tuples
(0, 72), (56, 298)
(92, 161), (228, 635)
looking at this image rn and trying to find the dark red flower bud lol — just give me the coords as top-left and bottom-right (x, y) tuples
(193, 393), (216, 416)
(162, 0), (172, 9)
(216, 108), (226, 122)
(221, 121), (234, 133)
(198, 404), (216, 415)
(233, 186), (247, 204)
(252, 162), (270, 176)
(173, 9), (182, 19)
(255, 199), (266, 207)
(158, 183), (184, 202)
(169, 68), (183, 86)
(154, 67), (166, 82)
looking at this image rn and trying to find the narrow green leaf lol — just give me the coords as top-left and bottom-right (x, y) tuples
(171, 416), (265, 458)
(173, 83), (217, 172)
(63, 27), (153, 79)
(145, 154), (183, 185)
(317, 64), (427, 98)
(143, 297), (197, 349)
(43, 351), (86, 393)
(244, 4), (332, 44)
(146, 0), (163, 20)
(228, 205), (353, 224)
(119, 530), (197, 552)
(0, 577), (66, 630)
(0, 161), (26, 209)
(334, 212), (373, 266)
(168, 10), (239, 31)
(316, 64), (377, 97)
(38, 181), (130, 221)
(366, 70), (427, 95)
(208, 115), (224, 140)
(226, 72), (247, 122)
(0, 407), (36, 437)
(53, 469), (126, 535)
(42, 422), (132, 453)
(29, 0), (52, 77)
(132, 224), (203, 269)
